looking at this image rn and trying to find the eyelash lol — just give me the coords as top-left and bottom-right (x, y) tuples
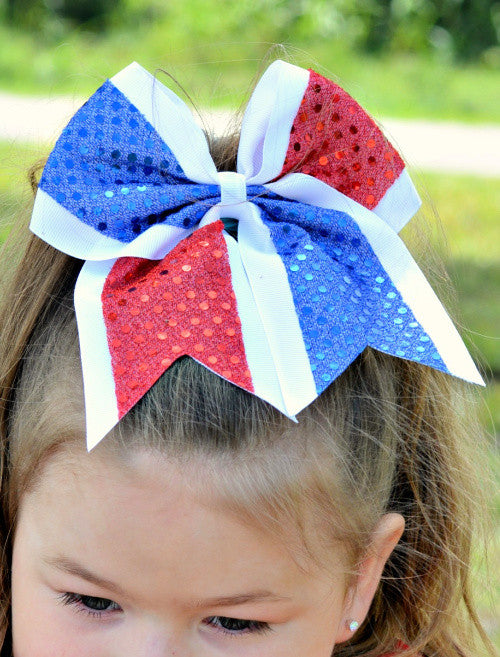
(58, 592), (121, 618)
(203, 616), (272, 638)
(58, 593), (272, 637)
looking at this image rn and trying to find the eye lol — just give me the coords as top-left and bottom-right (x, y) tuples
(204, 615), (271, 637)
(58, 592), (122, 618)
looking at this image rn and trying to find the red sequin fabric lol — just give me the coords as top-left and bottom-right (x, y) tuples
(279, 70), (405, 210)
(102, 221), (253, 417)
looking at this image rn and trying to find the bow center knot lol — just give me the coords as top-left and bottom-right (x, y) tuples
(218, 172), (247, 210)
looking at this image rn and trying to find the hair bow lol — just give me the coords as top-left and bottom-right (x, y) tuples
(30, 60), (483, 450)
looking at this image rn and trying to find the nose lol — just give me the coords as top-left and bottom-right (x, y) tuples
(124, 621), (188, 657)
(140, 635), (182, 657)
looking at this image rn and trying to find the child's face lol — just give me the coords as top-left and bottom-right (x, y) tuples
(10, 444), (398, 657)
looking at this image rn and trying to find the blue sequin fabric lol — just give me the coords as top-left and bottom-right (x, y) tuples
(40, 81), (222, 241)
(254, 197), (446, 394)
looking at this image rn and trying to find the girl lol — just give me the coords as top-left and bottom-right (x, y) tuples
(0, 59), (494, 656)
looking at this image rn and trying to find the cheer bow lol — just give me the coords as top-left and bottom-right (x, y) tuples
(30, 60), (483, 450)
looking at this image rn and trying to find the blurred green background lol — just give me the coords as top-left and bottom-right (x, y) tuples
(0, 0), (498, 651)
(0, 0), (499, 121)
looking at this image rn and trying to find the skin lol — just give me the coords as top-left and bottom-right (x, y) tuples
(11, 444), (404, 657)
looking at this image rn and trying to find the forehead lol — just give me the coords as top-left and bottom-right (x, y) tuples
(16, 445), (345, 607)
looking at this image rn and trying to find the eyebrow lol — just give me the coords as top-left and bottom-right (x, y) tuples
(191, 591), (291, 608)
(43, 556), (291, 607)
(43, 556), (127, 597)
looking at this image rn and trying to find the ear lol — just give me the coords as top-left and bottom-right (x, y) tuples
(334, 513), (405, 644)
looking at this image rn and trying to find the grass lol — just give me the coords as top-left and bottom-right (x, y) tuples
(0, 21), (499, 123)
(410, 170), (500, 375)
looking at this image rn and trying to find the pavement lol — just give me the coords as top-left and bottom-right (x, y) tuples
(1, 91), (499, 176)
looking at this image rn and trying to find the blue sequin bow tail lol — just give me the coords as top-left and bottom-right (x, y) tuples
(30, 60), (484, 450)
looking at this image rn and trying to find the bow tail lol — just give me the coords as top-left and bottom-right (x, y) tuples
(75, 258), (121, 450)
(266, 174), (484, 384)
(76, 221), (255, 451)
(346, 204), (484, 385)
(260, 193), (484, 390)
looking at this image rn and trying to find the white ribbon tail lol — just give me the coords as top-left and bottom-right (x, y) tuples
(236, 203), (318, 415)
(223, 232), (292, 417)
(75, 259), (120, 451)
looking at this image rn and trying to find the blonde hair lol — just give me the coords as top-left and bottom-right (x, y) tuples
(0, 118), (495, 657)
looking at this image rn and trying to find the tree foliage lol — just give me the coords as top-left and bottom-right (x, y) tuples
(3, 0), (123, 30)
(2, 0), (499, 62)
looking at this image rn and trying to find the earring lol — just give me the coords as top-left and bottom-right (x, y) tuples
(348, 619), (359, 632)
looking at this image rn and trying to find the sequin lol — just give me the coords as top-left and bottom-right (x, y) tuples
(38, 79), (226, 243)
(102, 221), (253, 417)
(277, 70), (405, 211)
(258, 199), (446, 394)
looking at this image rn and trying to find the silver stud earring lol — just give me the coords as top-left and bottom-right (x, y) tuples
(348, 619), (359, 632)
